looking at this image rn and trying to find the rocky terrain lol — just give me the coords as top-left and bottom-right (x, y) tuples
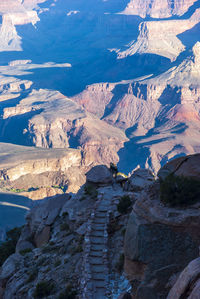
(120, 0), (199, 18)
(0, 142), (88, 198)
(0, 154), (200, 298)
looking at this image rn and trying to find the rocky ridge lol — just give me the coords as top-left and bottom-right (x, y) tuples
(1, 154), (200, 298)
(0, 142), (86, 198)
(117, 8), (200, 61)
(73, 42), (200, 174)
(121, 0), (199, 18)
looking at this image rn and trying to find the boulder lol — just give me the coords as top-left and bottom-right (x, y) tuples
(127, 168), (154, 191)
(86, 165), (113, 184)
(167, 257), (200, 299)
(0, 254), (22, 280)
(124, 186), (200, 299)
(25, 195), (68, 247)
(158, 154), (200, 181)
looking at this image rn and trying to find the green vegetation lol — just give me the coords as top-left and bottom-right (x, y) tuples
(7, 187), (39, 193)
(116, 172), (128, 178)
(84, 184), (98, 199)
(160, 174), (200, 207)
(0, 227), (21, 266)
(54, 259), (61, 267)
(33, 281), (55, 298)
(26, 268), (38, 283)
(52, 185), (66, 193)
(19, 248), (32, 256)
(60, 223), (70, 231)
(117, 195), (132, 214)
(58, 284), (77, 299)
(8, 188), (26, 193)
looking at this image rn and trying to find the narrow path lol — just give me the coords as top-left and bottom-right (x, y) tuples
(81, 185), (124, 299)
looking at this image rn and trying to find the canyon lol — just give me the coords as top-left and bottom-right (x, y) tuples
(0, 0), (200, 298)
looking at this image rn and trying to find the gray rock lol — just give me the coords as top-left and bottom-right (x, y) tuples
(128, 168), (154, 191)
(158, 154), (200, 181)
(124, 188), (200, 299)
(86, 165), (113, 184)
(0, 254), (22, 280)
(167, 257), (200, 299)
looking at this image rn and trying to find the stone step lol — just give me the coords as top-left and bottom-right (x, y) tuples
(93, 280), (106, 288)
(90, 236), (104, 244)
(91, 264), (107, 273)
(89, 256), (103, 265)
(91, 244), (105, 251)
(90, 230), (104, 237)
(92, 273), (106, 281)
(93, 218), (106, 224)
(95, 212), (106, 219)
(93, 224), (105, 230)
(89, 251), (103, 257)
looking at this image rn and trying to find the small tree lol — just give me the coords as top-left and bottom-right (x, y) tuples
(160, 174), (200, 207)
(0, 227), (21, 266)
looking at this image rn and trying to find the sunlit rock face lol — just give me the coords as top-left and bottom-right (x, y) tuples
(73, 42), (200, 174)
(0, 0), (48, 51)
(116, 8), (200, 61)
(121, 0), (198, 18)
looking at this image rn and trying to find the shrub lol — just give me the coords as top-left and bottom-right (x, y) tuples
(160, 174), (200, 207)
(54, 259), (61, 267)
(117, 195), (132, 214)
(84, 184), (98, 199)
(26, 268), (38, 283)
(58, 284), (77, 299)
(60, 223), (70, 231)
(0, 227), (21, 266)
(33, 281), (55, 298)
(20, 248), (32, 256)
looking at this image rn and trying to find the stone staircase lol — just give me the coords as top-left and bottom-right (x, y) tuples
(81, 185), (124, 299)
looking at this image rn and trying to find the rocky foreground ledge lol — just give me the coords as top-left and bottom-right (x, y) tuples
(0, 154), (200, 298)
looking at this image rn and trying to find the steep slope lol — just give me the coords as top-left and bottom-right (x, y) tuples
(0, 142), (86, 196)
(121, 0), (199, 18)
(73, 42), (200, 173)
(0, 0), (49, 51)
(0, 64), (127, 167)
(116, 8), (200, 61)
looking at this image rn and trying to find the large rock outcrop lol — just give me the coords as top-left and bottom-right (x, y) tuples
(124, 179), (200, 298)
(0, 142), (86, 197)
(117, 9), (200, 61)
(121, 0), (198, 18)
(74, 42), (200, 174)
(167, 257), (200, 299)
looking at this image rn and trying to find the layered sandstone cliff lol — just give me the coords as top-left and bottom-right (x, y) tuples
(117, 8), (200, 61)
(121, 0), (199, 18)
(73, 42), (200, 173)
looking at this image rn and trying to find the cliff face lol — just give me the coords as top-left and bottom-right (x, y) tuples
(0, 154), (200, 298)
(117, 8), (200, 61)
(124, 154), (200, 299)
(0, 143), (87, 198)
(73, 42), (200, 174)
(0, 66), (127, 168)
(121, 0), (199, 18)
(0, 0), (48, 51)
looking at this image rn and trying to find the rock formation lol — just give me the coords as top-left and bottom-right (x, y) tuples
(121, 0), (199, 18)
(74, 42), (200, 173)
(167, 257), (200, 299)
(0, 164), (134, 299)
(124, 154), (200, 299)
(0, 0), (48, 51)
(0, 142), (86, 197)
(117, 8), (200, 61)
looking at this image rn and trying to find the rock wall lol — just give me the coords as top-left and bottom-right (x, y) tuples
(121, 0), (199, 18)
